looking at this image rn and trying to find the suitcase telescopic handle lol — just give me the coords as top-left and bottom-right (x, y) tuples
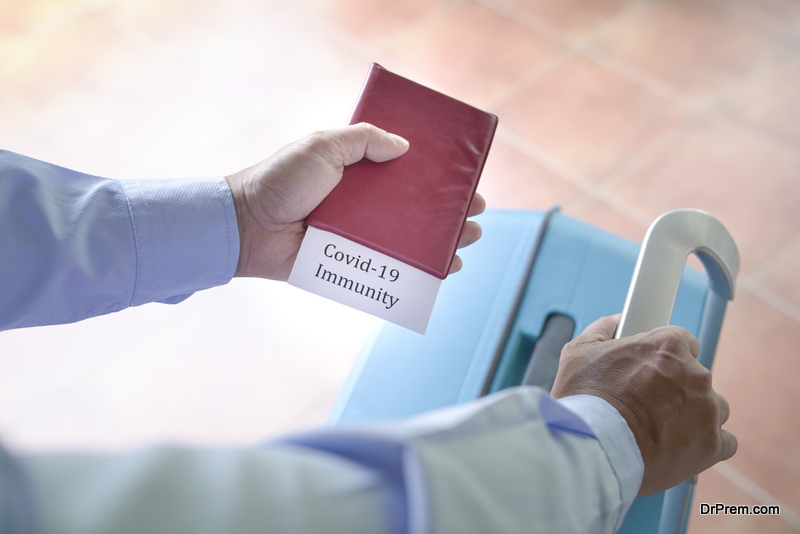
(615, 208), (739, 534)
(616, 209), (739, 339)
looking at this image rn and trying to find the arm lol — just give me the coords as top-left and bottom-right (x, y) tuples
(14, 386), (637, 534)
(14, 317), (734, 534)
(0, 150), (239, 331)
(0, 123), (480, 331)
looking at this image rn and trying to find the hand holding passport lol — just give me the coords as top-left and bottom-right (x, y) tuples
(229, 63), (497, 333)
(289, 64), (497, 333)
(225, 122), (416, 280)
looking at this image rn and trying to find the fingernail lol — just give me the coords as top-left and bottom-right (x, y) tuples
(389, 133), (410, 148)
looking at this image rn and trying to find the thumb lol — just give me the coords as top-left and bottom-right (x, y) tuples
(572, 314), (621, 345)
(361, 124), (410, 162)
(330, 122), (410, 166)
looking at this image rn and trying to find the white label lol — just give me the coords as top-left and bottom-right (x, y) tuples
(288, 227), (442, 334)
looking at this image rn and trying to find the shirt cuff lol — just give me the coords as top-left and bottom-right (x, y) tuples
(120, 177), (240, 306)
(558, 394), (644, 531)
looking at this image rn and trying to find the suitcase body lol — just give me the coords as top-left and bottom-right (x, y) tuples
(328, 208), (730, 533)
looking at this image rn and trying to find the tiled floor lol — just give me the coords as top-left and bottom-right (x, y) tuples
(1, 0), (799, 531)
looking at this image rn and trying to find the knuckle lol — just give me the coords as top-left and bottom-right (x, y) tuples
(303, 131), (347, 164)
(696, 432), (721, 460)
(690, 367), (713, 392)
(303, 131), (331, 151)
(351, 122), (382, 140)
(698, 397), (720, 426)
(348, 122), (369, 136)
(703, 429), (730, 460)
(642, 327), (695, 360)
(658, 328), (687, 352)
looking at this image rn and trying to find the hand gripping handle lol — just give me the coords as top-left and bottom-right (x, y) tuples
(615, 209), (739, 534)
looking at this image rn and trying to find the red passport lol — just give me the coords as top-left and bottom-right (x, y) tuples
(306, 63), (498, 279)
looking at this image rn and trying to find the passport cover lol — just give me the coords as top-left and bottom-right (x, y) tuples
(306, 63), (498, 279)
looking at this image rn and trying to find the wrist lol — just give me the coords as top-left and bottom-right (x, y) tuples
(224, 170), (248, 277)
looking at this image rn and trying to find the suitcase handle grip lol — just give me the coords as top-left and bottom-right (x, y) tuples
(615, 209), (738, 534)
(616, 209), (739, 339)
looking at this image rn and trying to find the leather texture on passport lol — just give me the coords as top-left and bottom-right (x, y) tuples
(306, 63), (498, 279)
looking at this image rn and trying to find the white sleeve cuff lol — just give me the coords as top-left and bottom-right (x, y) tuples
(558, 394), (644, 531)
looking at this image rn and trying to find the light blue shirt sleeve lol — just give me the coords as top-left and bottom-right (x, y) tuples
(559, 394), (645, 530)
(12, 388), (642, 534)
(0, 149), (239, 331)
(0, 150), (644, 533)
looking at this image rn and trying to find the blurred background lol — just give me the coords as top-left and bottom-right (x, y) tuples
(1, 0), (799, 531)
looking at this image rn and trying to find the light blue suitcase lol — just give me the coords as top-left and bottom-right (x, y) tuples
(328, 207), (738, 534)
